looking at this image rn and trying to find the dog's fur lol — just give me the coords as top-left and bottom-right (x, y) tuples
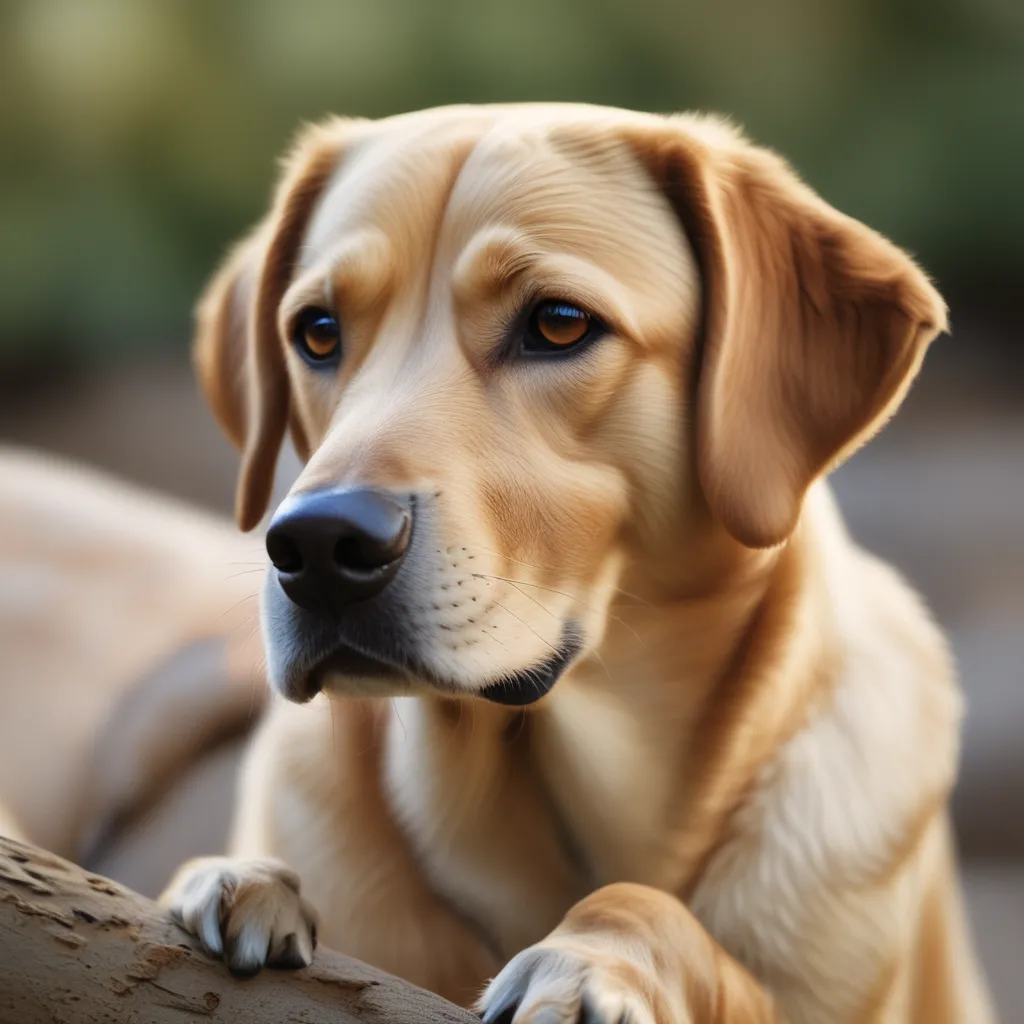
(161, 105), (993, 1022)
(0, 448), (265, 859)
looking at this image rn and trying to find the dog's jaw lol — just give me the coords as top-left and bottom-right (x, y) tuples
(477, 621), (583, 705)
(267, 587), (583, 706)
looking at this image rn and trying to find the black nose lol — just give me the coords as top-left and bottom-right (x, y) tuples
(266, 488), (412, 614)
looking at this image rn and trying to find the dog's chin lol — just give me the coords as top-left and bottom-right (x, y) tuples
(295, 621), (582, 708)
(309, 645), (421, 700)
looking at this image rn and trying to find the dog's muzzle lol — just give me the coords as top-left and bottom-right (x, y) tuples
(263, 488), (582, 706)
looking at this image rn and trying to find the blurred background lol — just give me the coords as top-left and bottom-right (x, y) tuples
(1, 0), (1021, 1014)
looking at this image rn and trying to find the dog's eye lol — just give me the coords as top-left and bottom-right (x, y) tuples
(294, 308), (341, 364)
(523, 301), (595, 354)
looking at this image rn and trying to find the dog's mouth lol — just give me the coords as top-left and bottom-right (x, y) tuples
(304, 621), (582, 707)
(477, 623), (582, 705)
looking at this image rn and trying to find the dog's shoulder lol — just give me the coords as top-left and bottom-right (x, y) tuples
(785, 481), (961, 842)
(689, 482), (961, 1017)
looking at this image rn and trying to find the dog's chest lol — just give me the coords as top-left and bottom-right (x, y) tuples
(534, 682), (680, 886)
(382, 692), (676, 956)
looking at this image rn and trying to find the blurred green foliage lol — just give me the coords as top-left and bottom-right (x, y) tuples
(1, 0), (1022, 360)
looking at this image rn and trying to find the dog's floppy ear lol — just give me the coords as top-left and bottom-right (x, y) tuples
(193, 122), (351, 531)
(628, 117), (947, 548)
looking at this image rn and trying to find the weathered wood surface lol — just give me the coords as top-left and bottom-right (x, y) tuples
(0, 835), (479, 1023)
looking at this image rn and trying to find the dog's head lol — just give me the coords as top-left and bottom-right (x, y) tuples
(196, 104), (945, 704)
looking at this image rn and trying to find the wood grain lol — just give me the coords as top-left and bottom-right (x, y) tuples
(0, 835), (479, 1023)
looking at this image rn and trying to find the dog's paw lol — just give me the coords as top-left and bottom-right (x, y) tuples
(477, 943), (662, 1024)
(159, 856), (319, 977)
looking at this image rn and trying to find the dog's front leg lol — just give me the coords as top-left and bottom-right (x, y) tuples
(478, 883), (777, 1024)
(158, 700), (501, 999)
(157, 705), (323, 978)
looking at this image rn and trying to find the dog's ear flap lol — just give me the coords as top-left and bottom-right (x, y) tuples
(627, 118), (948, 548)
(193, 224), (267, 459)
(193, 122), (351, 531)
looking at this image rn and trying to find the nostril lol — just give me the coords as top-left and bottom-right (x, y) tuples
(267, 532), (303, 574)
(332, 506), (411, 572)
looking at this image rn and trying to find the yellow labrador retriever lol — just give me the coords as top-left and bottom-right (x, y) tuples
(161, 104), (992, 1022)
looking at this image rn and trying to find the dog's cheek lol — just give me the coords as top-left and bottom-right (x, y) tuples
(475, 455), (628, 590)
(468, 363), (633, 584)
(589, 361), (691, 545)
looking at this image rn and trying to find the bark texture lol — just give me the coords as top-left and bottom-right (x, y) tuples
(0, 835), (479, 1023)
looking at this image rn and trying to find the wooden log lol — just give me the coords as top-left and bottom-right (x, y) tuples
(0, 835), (479, 1023)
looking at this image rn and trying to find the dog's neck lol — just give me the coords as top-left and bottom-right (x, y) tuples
(375, 488), (839, 953)
(530, 516), (822, 883)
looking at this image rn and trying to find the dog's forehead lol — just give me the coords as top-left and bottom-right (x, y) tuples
(301, 112), (495, 260)
(301, 107), (684, 274)
(441, 122), (670, 251)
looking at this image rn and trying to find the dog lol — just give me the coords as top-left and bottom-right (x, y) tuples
(160, 104), (993, 1022)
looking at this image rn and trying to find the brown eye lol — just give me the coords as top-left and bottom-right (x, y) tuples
(524, 301), (594, 353)
(294, 308), (341, 363)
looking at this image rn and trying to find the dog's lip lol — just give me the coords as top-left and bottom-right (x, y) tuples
(300, 621), (582, 707)
(305, 641), (402, 697)
(477, 622), (582, 705)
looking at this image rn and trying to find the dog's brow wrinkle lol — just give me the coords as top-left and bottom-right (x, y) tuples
(451, 226), (537, 303)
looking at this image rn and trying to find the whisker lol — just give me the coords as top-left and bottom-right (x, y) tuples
(353, 706), (381, 760)
(484, 581), (620, 685)
(470, 546), (548, 573)
(225, 568), (266, 581)
(242, 637), (264, 725)
(486, 630), (509, 652)
(228, 614), (258, 640)
(583, 641), (615, 686)
(217, 592), (260, 627)
(471, 545), (650, 606)
(603, 611), (646, 648)
(505, 710), (527, 745)
(502, 579), (561, 624)
(492, 599), (559, 656)
(240, 619), (262, 651)
(392, 698), (407, 743)
(473, 573), (645, 648)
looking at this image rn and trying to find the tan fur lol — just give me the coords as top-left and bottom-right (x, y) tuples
(162, 104), (992, 1022)
(0, 448), (266, 858)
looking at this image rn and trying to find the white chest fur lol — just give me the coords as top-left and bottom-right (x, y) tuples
(381, 671), (685, 958)
(382, 697), (586, 957)
(533, 677), (682, 887)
